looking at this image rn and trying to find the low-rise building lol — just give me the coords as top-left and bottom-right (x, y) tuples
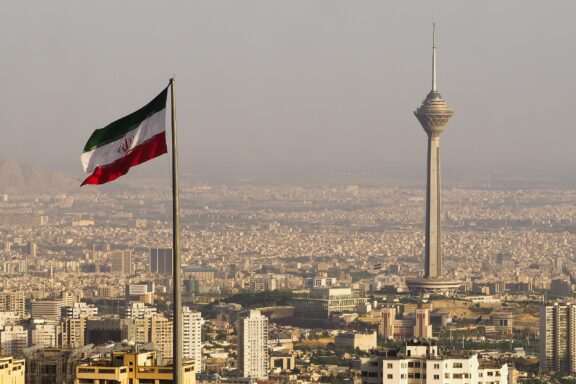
(357, 341), (508, 384)
(294, 288), (367, 319)
(335, 331), (377, 352)
(74, 350), (195, 384)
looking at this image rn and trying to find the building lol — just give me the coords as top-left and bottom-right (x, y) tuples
(237, 310), (268, 379)
(293, 288), (367, 319)
(183, 307), (203, 368)
(31, 299), (63, 320)
(150, 247), (172, 275)
(184, 266), (216, 280)
(111, 250), (133, 275)
(0, 356), (25, 384)
(63, 302), (98, 319)
(74, 350), (195, 384)
(335, 332), (377, 352)
(0, 291), (26, 318)
(24, 345), (93, 384)
(540, 303), (576, 373)
(125, 282), (155, 304)
(269, 352), (295, 371)
(61, 317), (87, 348)
(405, 23), (460, 296)
(414, 309), (433, 339)
(305, 277), (337, 288)
(125, 302), (157, 319)
(0, 325), (28, 356)
(30, 321), (60, 347)
(357, 341), (508, 384)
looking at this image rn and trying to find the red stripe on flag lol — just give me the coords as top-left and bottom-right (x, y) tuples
(81, 132), (167, 186)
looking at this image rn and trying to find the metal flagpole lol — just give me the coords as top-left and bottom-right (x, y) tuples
(169, 77), (183, 384)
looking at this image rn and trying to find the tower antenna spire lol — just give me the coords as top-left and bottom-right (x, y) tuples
(432, 20), (437, 92)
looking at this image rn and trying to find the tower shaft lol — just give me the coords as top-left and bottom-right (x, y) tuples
(425, 134), (441, 278)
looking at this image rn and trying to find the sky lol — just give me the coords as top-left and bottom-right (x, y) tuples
(1, 1), (575, 183)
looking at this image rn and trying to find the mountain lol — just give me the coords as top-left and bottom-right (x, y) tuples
(0, 158), (77, 193)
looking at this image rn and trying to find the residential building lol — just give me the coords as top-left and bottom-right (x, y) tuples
(183, 307), (203, 368)
(0, 291), (26, 318)
(540, 303), (576, 373)
(0, 325), (28, 356)
(0, 356), (25, 384)
(357, 341), (508, 384)
(237, 310), (268, 379)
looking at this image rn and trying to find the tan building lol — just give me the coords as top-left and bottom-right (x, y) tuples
(335, 331), (377, 352)
(61, 317), (87, 348)
(31, 299), (62, 320)
(0, 356), (25, 384)
(0, 291), (26, 318)
(75, 350), (195, 384)
(414, 309), (432, 339)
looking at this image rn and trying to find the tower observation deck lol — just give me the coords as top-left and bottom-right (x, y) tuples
(406, 23), (461, 296)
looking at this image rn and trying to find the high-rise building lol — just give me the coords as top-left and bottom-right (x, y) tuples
(540, 303), (576, 373)
(150, 247), (172, 275)
(111, 250), (133, 275)
(405, 23), (460, 296)
(150, 314), (173, 359)
(237, 309), (268, 379)
(183, 307), (203, 369)
(0, 325), (28, 356)
(414, 309), (433, 339)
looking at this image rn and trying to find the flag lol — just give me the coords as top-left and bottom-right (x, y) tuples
(80, 87), (168, 186)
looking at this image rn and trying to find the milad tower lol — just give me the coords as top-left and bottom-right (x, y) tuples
(406, 23), (461, 296)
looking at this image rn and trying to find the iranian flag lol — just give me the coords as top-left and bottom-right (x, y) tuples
(81, 87), (168, 186)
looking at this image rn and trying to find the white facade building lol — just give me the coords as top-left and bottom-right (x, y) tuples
(237, 310), (268, 379)
(183, 307), (203, 369)
(358, 342), (508, 384)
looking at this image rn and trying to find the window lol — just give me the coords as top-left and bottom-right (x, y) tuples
(371, 362), (378, 367)
(387, 363), (393, 369)
(387, 374), (393, 379)
(434, 374), (440, 380)
(453, 362), (463, 368)
(434, 364), (440, 369)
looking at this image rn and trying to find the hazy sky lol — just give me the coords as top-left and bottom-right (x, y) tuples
(1, 1), (575, 181)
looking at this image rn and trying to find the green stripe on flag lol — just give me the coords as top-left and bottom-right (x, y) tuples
(83, 87), (168, 153)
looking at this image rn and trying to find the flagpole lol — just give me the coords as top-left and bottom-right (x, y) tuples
(169, 77), (183, 384)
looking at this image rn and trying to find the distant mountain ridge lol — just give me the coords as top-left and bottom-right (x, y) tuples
(0, 158), (77, 193)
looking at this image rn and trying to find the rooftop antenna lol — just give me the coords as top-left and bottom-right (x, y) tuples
(432, 19), (437, 92)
